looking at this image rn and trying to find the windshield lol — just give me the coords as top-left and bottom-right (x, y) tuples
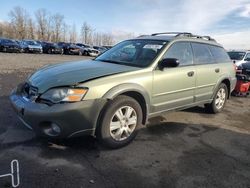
(53, 43), (59, 47)
(228, 51), (246, 60)
(25, 40), (38, 45)
(2, 39), (16, 44)
(95, 39), (167, 67)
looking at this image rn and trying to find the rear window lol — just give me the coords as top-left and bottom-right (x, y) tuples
(191, 43), (214, 64)
(227, 52), (246, 60)
(209, 46), (231, 62)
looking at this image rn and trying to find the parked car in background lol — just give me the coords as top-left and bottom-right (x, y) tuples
(58, 42), (84, 55)
(0, 38), (22, 53)
(42, 42), (63, 54)
(102, 45), (112, 50)
(10, 32), (236, 148)
(93, 46), (107, 54)
(20, 40), (43, 53)
(76, 43), (99, 56)
(228, 50), (250, 67)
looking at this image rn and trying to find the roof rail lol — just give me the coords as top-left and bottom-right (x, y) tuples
(151, 32), (192, 36)
(150, 32), (216, 41)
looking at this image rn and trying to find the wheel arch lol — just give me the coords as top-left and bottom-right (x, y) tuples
(221, 79), (231, 99)
(102, 83), (150, 125)
(213, 77), (231, 99)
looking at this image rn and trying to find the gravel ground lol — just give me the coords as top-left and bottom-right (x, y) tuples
(0, 52), (250, 188)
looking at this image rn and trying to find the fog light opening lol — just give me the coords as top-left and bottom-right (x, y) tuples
(41, 122), (61, 137)
(51, 123), (61, 134)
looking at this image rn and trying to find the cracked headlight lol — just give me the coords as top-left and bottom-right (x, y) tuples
(40, 87), (88, 103)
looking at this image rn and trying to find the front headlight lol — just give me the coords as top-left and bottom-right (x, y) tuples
(40, 87), (88, 103)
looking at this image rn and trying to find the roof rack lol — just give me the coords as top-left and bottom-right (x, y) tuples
(150, 32), (216, 41)
(151, 32), (192, 37)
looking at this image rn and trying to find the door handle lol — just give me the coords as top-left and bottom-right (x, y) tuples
(187, 71), (194, 77)
(215, 68), (220, 73)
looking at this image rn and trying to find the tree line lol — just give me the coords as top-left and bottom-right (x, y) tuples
(0, 6), (114, 46)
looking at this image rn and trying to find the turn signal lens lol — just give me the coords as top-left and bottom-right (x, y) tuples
(62, 88), (88, 102)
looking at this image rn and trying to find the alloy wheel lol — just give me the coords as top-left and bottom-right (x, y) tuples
(110, 106), (137, 141)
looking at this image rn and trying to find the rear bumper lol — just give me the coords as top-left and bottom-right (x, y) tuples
(10, 89), (107, 138)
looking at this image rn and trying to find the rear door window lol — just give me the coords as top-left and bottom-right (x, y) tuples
(191, 43), (214, 64)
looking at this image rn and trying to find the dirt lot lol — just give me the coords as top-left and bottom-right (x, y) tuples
(0, 53), (250, 188)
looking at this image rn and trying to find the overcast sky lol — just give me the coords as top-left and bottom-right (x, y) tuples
(0, 0), (250, 49)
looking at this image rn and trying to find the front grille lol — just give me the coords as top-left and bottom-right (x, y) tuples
(23, 83), (38, 100)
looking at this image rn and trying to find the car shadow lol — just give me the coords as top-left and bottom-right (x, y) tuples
(182, 106), (208, 114)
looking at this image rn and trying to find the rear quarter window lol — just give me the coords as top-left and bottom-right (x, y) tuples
(191, 43), (214, 64)
(209, 46), (231, 63)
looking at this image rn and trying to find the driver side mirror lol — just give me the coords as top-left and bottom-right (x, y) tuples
(244, 58), (250, 61)
(159, 58), (180, 70)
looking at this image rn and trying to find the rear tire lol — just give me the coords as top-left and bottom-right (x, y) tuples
(96, 95), (142, 149)
(205, 83), (228, 113)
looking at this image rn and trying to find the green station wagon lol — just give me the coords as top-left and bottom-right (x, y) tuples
(10, 32), (237, 148)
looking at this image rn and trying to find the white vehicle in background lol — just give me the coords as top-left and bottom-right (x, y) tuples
(227, 50), (250, 67)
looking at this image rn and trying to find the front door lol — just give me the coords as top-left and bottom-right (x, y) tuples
(152, 42), (196, 113)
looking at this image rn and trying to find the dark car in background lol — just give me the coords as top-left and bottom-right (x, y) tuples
(76, 43), (99, 56)
(0, 38), (22, 53)
(42, 42), (63, 54)
(20, 40), (43, 53)
(102, 45), (112, 50)
(58, 42), (84, 55)
(93, 46), (107, 54)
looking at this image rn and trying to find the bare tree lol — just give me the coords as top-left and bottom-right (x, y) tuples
(62, 22), (69, 42)
(81, 22), (93, 44)
(93, 32), (102, 46)
(27, 18), (35, 39)
(101, 33), (114, 46)
(50, 13), (64, 42)
(69, 24), (77, 43)
(0, 22), (4, 37)
(8, 6), (29, 39)
(0, 21), (14, 38)
(3, 6), (116, 45)
(35, 9), (49, 41)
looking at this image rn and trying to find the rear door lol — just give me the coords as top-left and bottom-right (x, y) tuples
(152, 42), (196, 112)
(191, 43), (220, 102)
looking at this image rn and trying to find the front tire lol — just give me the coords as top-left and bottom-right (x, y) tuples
(205, 83), (228, 113)
(48, 49), (52, 54)
(97, 95), (142, 149)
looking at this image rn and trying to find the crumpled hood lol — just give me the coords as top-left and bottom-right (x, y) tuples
(28, 60), (140, 93)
